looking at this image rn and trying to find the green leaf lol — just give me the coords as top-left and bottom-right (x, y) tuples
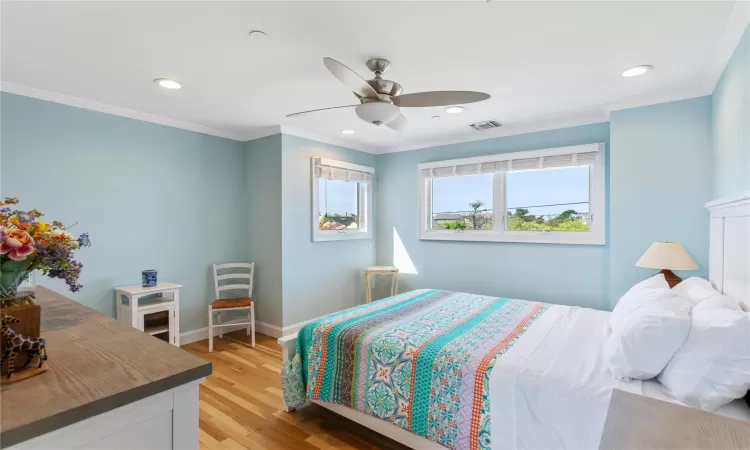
(2, 257), (34, 272)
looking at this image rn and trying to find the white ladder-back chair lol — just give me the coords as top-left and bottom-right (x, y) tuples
(209, 262), (255, 352)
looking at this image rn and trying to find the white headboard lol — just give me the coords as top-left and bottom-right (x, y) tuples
(707, 192), (750, 311)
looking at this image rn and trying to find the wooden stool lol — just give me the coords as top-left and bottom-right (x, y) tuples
(365, 266), (399, 303)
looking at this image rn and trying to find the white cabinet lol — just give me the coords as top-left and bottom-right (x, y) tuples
(6, 380), (202, 450)
(115, 282), (181, 346)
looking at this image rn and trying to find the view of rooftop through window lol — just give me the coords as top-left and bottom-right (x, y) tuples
(431, 166), (590, 232)
(318, 178), (360, 230)
(432, 174), (493, 230)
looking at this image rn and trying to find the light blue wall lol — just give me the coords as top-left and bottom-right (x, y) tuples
(376, 105), (714, 311)
(245, 134), (283, 327)
(712, 25), (749, 199)
(375, 123), (613, 310)
(0, 86), (723, 331)
(280, 134), (376, 326)
(609, 96), (712, 306)
(0, 93), (246, 332)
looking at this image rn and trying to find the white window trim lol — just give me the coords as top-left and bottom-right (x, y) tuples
(311, 157), (374, 242)
(418, 143), (606, 245)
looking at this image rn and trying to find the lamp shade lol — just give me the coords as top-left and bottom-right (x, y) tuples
(636, 242), (697, 271)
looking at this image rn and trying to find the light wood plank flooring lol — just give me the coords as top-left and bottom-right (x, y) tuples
(183, 331), (410, 450)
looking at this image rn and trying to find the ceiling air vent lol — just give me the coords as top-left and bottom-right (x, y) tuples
(469, 120), (502, 131)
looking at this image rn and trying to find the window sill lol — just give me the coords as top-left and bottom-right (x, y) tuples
(313, 231), (372, 242)
(419, 230), (605, 245)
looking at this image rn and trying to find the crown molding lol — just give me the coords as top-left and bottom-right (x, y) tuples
(242, 125), (284, 142)
(702, 0), (749, 94)
(241, 125), (380, 154)
(277, 125), (380, 154)
(377, 112), (610, 154)
(0, 82), (247, 141)
(605, 86), (712, 114)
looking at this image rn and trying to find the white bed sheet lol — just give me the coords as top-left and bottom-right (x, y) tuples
(490, 304), (750, 450)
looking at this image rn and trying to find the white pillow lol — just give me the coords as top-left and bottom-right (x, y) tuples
(605, 289), (692, 381)
(672, 277), (723, 307)
(658, 296), (750, 411)
(610, 273), (671, 332)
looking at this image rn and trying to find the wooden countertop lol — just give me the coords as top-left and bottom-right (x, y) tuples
(0, 287), (212, 448)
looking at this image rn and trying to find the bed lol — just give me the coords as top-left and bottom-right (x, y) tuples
(279, 193), (750, 450)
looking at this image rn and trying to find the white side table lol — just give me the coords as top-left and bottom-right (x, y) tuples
(365, 266), (399, 303)
(115, 282), (181, 347)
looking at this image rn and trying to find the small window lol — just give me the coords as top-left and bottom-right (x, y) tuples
(318, 178), (360, 230)
(312, 158), (373, 242)
(419, 144), (605, 245)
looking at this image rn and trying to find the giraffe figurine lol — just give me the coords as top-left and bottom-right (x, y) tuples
(1, 314), (47, 379)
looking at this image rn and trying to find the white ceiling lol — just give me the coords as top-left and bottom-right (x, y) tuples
(1, 1), (747, 154)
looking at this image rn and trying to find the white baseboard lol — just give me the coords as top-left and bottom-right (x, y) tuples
(282, 319), (310, 336)
(179, 319), (308, 345)
(255, 321), (282, 338)
(240, 320), (308, 338)
(180, 324), (248, 345)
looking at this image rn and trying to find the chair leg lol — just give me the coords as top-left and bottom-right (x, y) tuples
(247, 305), (253, 336)
(208, 305), (214, 353)
(250, 304), (256, 348)
(217, 313), (223, 339)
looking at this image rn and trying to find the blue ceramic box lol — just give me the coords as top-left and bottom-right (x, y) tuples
(142, 269), (157, 287)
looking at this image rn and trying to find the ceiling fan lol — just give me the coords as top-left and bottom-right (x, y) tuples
(286, 57), (491, 132)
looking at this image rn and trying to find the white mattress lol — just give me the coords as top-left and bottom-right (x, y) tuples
(490, 304), (750, 450)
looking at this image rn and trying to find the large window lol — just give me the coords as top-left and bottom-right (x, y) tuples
(312, 158), (373, 241)
(419, 144), (605, 245)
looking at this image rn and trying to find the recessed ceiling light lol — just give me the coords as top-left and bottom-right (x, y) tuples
(619, 65), (653, 77)
(445, 106), (465, 114)
(341, 129), (355, 135)
(431, 115), (441, 120)
(153, 78), (182, 90)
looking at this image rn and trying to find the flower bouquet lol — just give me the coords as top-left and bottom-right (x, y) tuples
(0, 197), (91, 308)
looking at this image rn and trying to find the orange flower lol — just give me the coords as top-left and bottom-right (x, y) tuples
(1, 228), (35, 261)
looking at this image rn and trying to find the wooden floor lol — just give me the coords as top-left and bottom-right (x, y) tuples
(183, 331), (410, 450)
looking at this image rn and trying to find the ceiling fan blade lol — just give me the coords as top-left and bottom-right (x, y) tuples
(393, 91), (491, 108)
(386, 112), (408, 132)
(286, 104), (358, 118)
(323, 57), (380, 99)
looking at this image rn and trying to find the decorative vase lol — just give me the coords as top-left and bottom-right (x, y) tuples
(142, 269), (157, 287)
(0, 267), (35, 308)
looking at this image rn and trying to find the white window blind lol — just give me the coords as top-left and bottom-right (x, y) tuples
(315, 160), (372, 182)
(420, 149), (599, 178)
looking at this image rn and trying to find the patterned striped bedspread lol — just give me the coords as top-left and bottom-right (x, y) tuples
(281, 289), (547, 450)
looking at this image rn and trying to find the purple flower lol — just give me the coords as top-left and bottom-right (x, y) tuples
(16, 212), (34, 223)
(78, 233), (91, 248)
(36, 239), (86, 292)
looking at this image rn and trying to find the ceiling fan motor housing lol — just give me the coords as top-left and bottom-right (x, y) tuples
(363, 59), (403, 98)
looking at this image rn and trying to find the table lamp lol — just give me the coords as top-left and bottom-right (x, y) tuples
(636, 241), (697, 288)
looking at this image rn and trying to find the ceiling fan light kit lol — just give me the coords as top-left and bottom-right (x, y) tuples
(286, 57), (491, 132)
(355, 103), (399, 126)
